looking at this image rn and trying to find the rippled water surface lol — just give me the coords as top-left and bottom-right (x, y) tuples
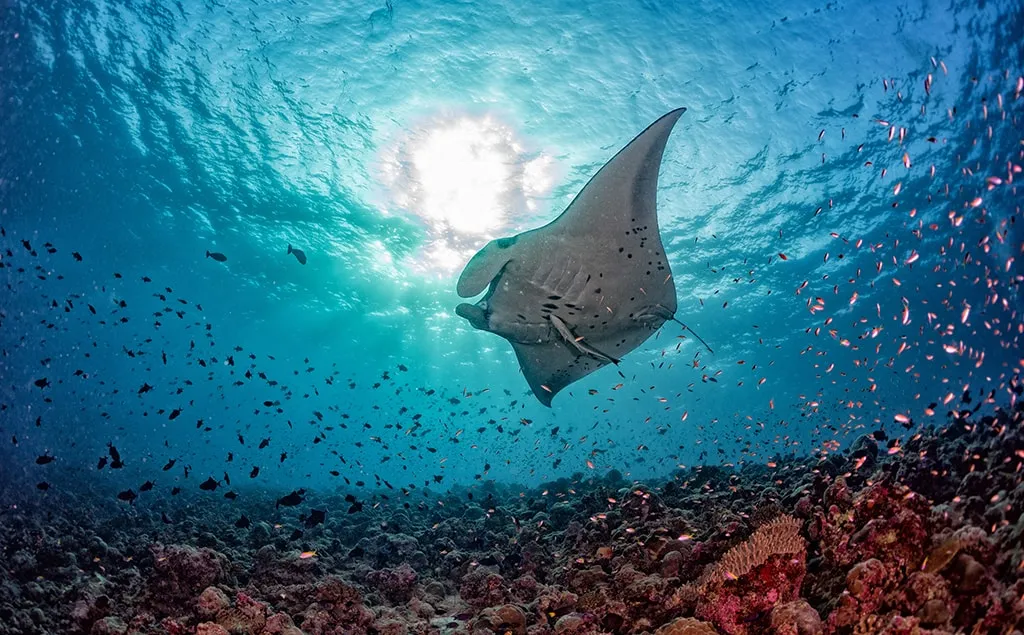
(1, 0), (1022, 489)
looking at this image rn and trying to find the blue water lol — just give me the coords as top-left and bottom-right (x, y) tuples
(1, 0), (1021, 496)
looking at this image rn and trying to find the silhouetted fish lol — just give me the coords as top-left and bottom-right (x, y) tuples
(287, 244), (307, 265)
(206, 251), (227, 262)
(345, 494), (363, 514)
(199, 477), (219, 491)
(235, 515), (251, 529)
(276, 489), (305, 508)
(108, 443), (124, 469)
(139, 480), (154, 492)
(303, 509), (326, 528)
(117, 489), (137, 503)
(35, 454), (55, 465)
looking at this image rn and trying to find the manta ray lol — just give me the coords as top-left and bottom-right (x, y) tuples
(456, 108), (709, 406)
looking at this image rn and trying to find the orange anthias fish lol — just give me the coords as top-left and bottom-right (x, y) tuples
(299, 550), (318, 559)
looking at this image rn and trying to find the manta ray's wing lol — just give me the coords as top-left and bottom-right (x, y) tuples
(510, 341), (607, 408)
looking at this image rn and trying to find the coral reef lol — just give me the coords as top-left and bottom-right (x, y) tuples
(1, 403), (1023, 633)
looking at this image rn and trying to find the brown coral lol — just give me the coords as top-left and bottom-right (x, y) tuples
(655, 617), (719, 635)
(700, 515), (805, 587)
(921, 537), (961, 574)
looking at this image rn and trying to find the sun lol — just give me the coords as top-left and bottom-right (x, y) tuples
(411, 117), (512, 235)
(378, 111), (556, 274)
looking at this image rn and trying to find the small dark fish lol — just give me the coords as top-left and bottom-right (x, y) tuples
(171, 487), (181, 496)
(345, 495), (363, 514)
(258, 438), (270, 449)
(287, 244), (307, 265)
(235, 515), (251, 529)
(97, 456), (108, 470)
(36, 482), (50, 491)
(199, 476), (219, 491)
(168, 408), (182, 420)
(35, 454), (55, 465)
(276, 489), (305, 508)
(138, 382), (153, 395)
(224, 491), (238, 500)
(288, 528), (304, 540)
(162, 459), (176, 471)
(34, 378), (50, 389)
(72, 251), (83, 261)
(303, 509), (326, 528)
(206, 250), (227, 262)
(108, 443), (124, 469)
(139, 480), (154, 492)
(117, 489), (137, 503)
(250, 466), (260, 478)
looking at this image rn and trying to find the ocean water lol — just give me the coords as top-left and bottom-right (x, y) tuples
(1, 0), (1022, 505)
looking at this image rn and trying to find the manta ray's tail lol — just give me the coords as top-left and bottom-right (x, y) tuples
(675, 320), (714, 354)
(651, 304), (714, 354)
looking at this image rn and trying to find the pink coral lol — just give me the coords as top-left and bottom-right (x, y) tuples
(695, 549), (806, 634)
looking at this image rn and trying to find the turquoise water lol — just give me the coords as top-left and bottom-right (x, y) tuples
(1, 0), (1021, 494)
